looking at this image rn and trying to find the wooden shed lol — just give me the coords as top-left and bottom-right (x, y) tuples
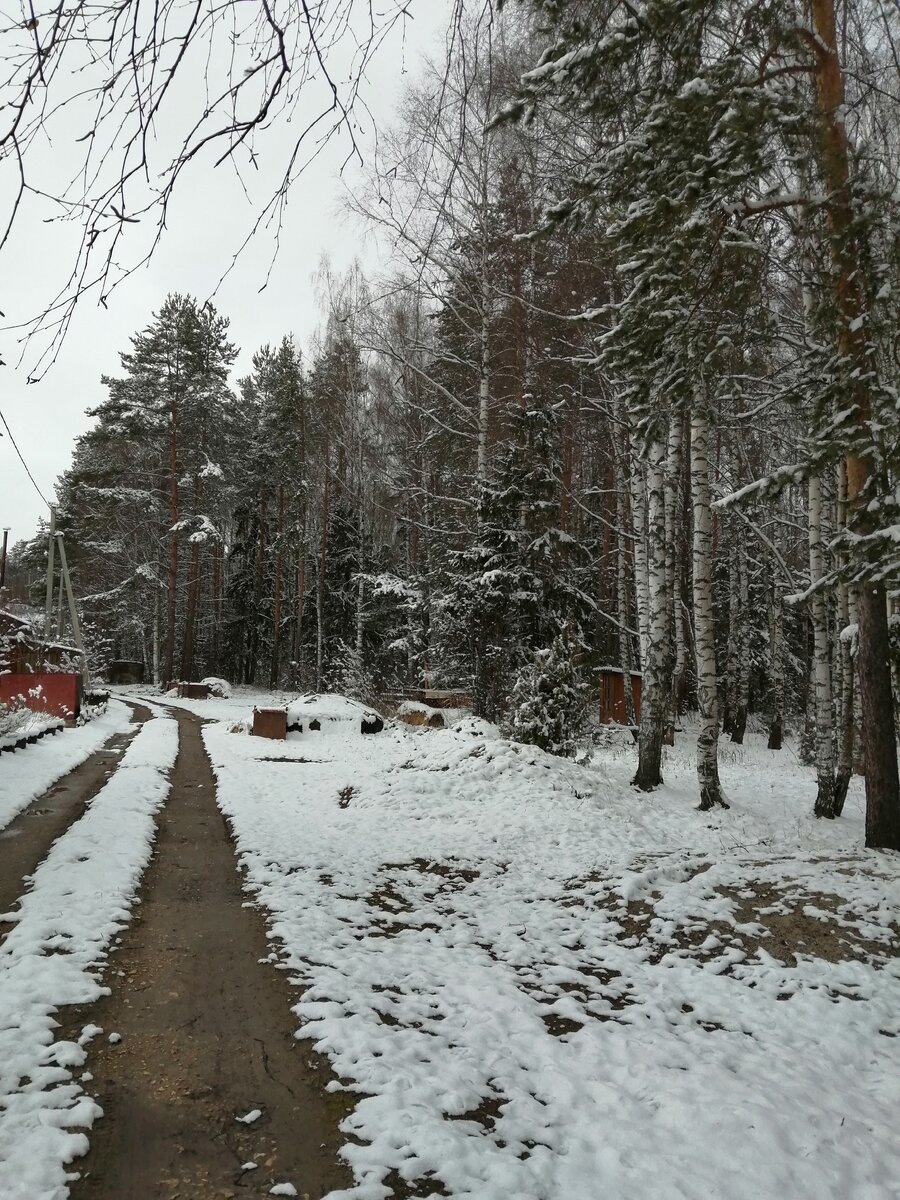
(598, 667), (642, 726)
(106, 659), (145, 685)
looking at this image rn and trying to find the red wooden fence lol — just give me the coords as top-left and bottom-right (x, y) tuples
(0, 673), (82, 719)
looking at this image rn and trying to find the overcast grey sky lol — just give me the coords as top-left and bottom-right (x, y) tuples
(1, 2), (453, 547)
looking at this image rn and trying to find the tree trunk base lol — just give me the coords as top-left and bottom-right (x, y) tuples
(631, 769), (663, 792)
(697, 792), (729, 812)
(814, 773), (836, 819)
(834, 768), (851, 818)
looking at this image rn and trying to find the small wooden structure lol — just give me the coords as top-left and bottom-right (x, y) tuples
(407, 688), (472, 709)
(0, 609), (84, 718)
(178, 682), (210, 700)
(107, 659), (145, 685)
(252, 707), (287, 740)
(598, 668), (642, 725)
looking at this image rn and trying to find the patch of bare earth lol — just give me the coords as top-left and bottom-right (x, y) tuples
(613, 878), (900, 968)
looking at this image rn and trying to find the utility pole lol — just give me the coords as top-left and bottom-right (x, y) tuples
(0, 527), (9, 589)
(56, 533), (90, 688)
(44, 505), (57, 638)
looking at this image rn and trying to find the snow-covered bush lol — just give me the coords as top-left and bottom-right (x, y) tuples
(502, 631), (592, 758)
(327, 642), (378, 707)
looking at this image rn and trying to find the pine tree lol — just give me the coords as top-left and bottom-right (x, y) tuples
(503, 628), (591, 758)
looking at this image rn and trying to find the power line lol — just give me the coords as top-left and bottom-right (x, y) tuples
(0, 403), (52, 509)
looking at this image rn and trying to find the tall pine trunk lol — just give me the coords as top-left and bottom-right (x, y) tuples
(809, 0), (900, 847)
(730, 539), (750, 745)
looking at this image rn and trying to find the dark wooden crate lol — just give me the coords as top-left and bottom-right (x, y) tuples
(179, 682), (210, 700)
(252, 707), (287, 740)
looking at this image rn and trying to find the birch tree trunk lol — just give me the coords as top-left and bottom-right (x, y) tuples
(629, 428), (650, 669)
(633, 431), (669, 790)
(809, 474), (837, 818)
(615, 446), (636, 726)
(152, 598), (160, 687)
(833, 462), (855, 815)
(316, 436), (330, 694)
(767, 584), (785, 750)
(834, 583), (855, 816)
(665, 412), (685, 742)
(691, 406), (727, 810)
(270, 483), (285, 688)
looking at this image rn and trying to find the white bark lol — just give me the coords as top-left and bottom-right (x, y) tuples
(614, 445), (637, 725)
(633, 432), (669, 790)
(767, 585), (784, 750)
(666, 413), (686, 728)
(629, 430), (651, 669)
(809, 473), (836, 817)
(834, 464), (854, 813)
(690, 406), (726, 809)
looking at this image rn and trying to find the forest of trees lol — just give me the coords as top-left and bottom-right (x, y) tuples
(7, 1), (900, 846)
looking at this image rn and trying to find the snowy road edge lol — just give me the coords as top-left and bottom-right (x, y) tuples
(0, 700), (134, 833)
(0, 713), (178, 1200)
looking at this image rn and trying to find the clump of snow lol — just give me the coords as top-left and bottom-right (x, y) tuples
(236, 1108), (262, 1124)
(0, 715), (178, 1200)
(286, 692), (381, 731)
(269, 1185), (298, 1197)
(200, 676), (232, 698)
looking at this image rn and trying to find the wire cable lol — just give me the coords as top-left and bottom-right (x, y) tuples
(0, 403), (52, 508)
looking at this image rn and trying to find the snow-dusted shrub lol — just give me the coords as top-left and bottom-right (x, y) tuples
(328, 641), (378, 707)
(502, 631), (591, 758)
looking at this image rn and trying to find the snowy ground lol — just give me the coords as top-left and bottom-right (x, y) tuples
(0, 713), (177, 1200)
(4, 684), (897, 1199)
(0, 701), (133, 831)
(195, 698), (900, 1200)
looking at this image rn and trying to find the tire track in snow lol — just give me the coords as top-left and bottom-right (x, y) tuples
(0, 704), (153, 942)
